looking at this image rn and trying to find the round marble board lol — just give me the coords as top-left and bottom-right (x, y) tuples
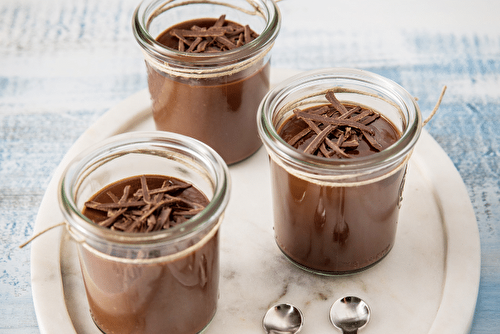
(31, 69), (480, 334)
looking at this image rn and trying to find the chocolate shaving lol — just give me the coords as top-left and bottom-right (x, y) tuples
(170, 15), (259, 53)
(215, 35), (237, 50)
(172, 28), (226, 38)
(85, 200), (147, 210)
(244, 25), (254, 44)
(98, 208), (127, 228)
(288, 127), (312, 146)
(303, 123), (335, 155)
(213, 15), (225, 28)
(301, 117), (350, 158)
(361, 130), (383, 151)
(295, 110), (375, 134)
(84, 176), (207, 233)
(186, 37), (203, 52)
(285, 89), (388, 158)
(325, 90), (349, 115)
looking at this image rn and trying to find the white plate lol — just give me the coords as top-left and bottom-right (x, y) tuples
(31, 69), (480, 334)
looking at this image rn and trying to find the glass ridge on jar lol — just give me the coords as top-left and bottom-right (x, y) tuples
(58, 131), (230, 334)
(133, 0), (281, 165)
(257, 68), (422, 275)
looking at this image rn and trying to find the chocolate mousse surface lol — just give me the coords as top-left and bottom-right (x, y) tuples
(147, 15), (269, 165)
(81, 175), (219, 334)
(272, 90), (405, 274)
(83, 174), (208, 233)
(278, 90), (401, 159)
(156, 15), (259, 53)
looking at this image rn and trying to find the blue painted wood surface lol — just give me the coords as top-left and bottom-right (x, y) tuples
(1, 0), (499, 332)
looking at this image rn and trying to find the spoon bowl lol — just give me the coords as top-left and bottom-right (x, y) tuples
(263, 303), (304, 334)
(329, 296), (370, 333)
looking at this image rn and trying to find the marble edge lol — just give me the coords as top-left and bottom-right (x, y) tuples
(416, 132), (481, 334)
(30, 88), (153, 334)
(30, 68), (481, 334)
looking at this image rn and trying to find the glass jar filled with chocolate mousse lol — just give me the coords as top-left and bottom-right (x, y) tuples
(133, 0), (281, 165)
(58, 132), (230, 334)
(258, 68), (422, 275)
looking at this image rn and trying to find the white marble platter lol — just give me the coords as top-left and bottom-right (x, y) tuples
(31, 69), (480, 334)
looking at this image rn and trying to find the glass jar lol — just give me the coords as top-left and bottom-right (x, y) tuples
(257, 68), (422, 275)
(132, 0), (281, 165)
(59, 131), (230, 334)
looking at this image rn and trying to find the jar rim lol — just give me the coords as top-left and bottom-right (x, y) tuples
(58, 131), (231, 246)
(132, 0), (281, 66)
(257, 68), (423, 175)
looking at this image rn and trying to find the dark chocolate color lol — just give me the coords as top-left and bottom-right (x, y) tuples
(148, 18), (270, 165)
(279, 104), (400, 158)
(273, 106), (405, 274)
(81, 175), (219, 334)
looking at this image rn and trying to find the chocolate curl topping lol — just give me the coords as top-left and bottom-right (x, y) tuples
(285, 90), (387, 158)
(213, 14), (225, 27)
(141, 175), (151, 204)
(84, 176), (207, 233)
(325, 90), (349, 115)
(170, 15), (259, 53)
(244, 25), (254, 44)
(295, 110), (375, 134)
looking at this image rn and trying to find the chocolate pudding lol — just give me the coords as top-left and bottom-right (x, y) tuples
(147, 16), (270, 165)
(80, 175), (219, 334)
(273, 90), (405, 274)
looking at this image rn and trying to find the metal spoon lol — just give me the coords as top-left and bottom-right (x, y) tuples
(329, 296), (370, 334)
(263, 303), (304, 334)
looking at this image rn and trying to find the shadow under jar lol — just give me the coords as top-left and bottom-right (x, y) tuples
(133, 0), (281, 165)
(257, 68), (422, 275)
(58, 132), (230, 334)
